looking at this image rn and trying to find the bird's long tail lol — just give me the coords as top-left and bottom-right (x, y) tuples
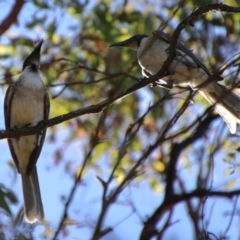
(199, 82), (240, 133)
(21, 167), (44, 223)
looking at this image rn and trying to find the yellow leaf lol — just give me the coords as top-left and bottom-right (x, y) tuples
(52, 34), (61, 44)
(120, 28), (129, 34)
(68, 7), (77, 15)
(153, 161), (165, 172)
(115, 169), (125, 183)
(150, 177), (163, 193)
(0, 45), (15, 55)
(64, 218), (78, 225)
(44, 228), (52, 238)
(224, 168), (231, 176)
(226, 179), (236, 189)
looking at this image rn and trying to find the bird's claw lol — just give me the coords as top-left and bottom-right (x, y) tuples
(11, 124), (31, 132)
(154, 81), (173, 90)
(38, 120), (46, 127)
(139, 77), (148, 82)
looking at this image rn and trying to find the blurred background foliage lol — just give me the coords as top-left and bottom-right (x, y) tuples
(1, 0), (240, 239)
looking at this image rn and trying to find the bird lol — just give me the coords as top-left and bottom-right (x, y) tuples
(110, 30), (240, 133)
(4, 39), (50, 223)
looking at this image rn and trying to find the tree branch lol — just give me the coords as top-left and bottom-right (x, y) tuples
(162, 3), (240, 77)
(140, 188), (240, 240)
(139, 3), (240, 239)
(0, 74), (166, 139)
(0, 0), (25, 36)
(52, 108), (110, 240)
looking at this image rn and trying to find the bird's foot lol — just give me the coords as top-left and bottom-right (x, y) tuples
(11, 125), (19, 132)
(38, 119), (47, 127)
(11, 124), (31, 132)
(139, 77), (148, 82)
(154, 81), (173, 90)
(22, 123), (31, 128)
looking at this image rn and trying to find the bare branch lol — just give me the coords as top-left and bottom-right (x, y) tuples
(0, 75), (164, 139)
(0, 0), (25, 36)
(52, 108), (110, 240)
(140, 114), (218, 240)
(139, 4), (240, 239)
(157, 3), (240, 81)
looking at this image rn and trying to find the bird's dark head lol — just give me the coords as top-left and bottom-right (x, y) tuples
(109, 34), (148, 50)
(22, 39), (43, 71)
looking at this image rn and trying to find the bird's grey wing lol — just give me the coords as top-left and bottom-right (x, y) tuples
(26, 90), (50, 175)
(44, 89), (50, 120)
(152, 30), (211, 75)
(4, 84), (21, 171)
(4, 84), (15, 129)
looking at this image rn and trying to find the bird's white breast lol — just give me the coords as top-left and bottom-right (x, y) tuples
(10, 69), (45, 127)
(9, 68), (46, 174)
(137, 37), (167, 75)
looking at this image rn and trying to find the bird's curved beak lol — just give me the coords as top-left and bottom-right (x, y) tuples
(33, 39), (44, 54)
(110, 35), (147, 50)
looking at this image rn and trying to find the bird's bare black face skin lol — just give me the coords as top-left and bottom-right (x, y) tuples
(110, 34), (148, 48)
(28, 64), (38, 72)
(131, 34), (148, 47)
(22, 40), (43, 71)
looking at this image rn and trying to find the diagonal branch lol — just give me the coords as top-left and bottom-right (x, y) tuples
(156, 3), (240, 82)
(140, 114), (217, 240)
(52, 107), (110, 240)
(0, 0), (25, 36)
(0, 74), (168, 139)
(2, 4), (238, 139)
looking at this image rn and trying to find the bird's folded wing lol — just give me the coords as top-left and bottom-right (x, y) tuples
(152, 30), (212, 75)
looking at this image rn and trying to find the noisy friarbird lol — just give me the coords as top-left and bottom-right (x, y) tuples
(4, 39), (50, 223)
(110, 31), (240, 133)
